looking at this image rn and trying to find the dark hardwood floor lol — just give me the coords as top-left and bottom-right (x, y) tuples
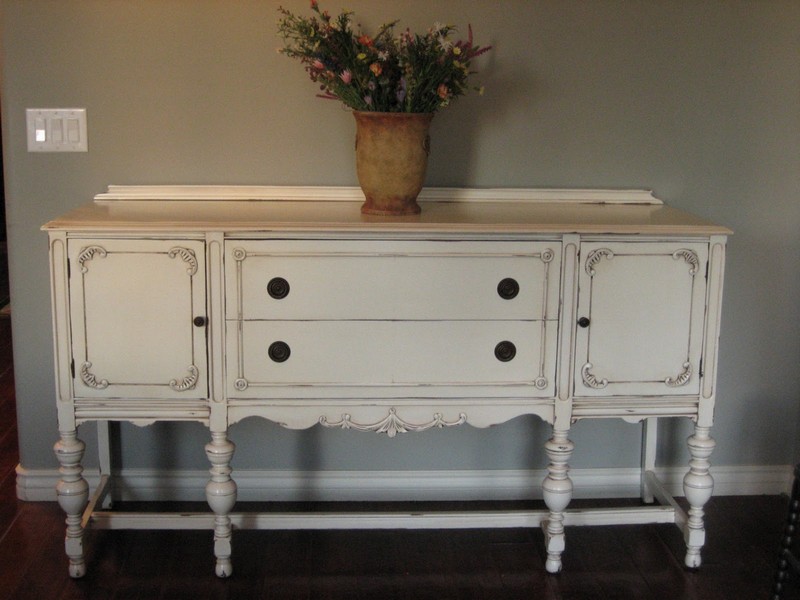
(0, 318), (796, 599)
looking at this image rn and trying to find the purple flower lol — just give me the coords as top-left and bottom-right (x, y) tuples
(396, 77), (407, 103)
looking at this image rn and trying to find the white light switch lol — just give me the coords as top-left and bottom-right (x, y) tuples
(26, 108), (88, 152)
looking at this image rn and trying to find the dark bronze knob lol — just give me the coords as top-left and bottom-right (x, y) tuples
(267, 277), (290, 300)
(497, 278), (520, 300)
(268, 341), (291, 363)
(494, 341), (517, 362)
(578, 317), (591, 328)
(193, 316), (207, 327)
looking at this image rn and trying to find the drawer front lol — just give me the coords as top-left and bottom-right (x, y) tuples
(227, 320), (556, 396)
(225, 240), (560, 321)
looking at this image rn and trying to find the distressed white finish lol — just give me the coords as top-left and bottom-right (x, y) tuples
(43, 186), (729, 578)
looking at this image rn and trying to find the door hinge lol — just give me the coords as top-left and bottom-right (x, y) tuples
(699, 358), (704, 378)
(705, 260), (709, 281)
(67, 258), (71, 279)
(70, 359), (75, 379)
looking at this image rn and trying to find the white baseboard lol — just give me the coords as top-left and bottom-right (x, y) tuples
(16, 464), (794, 503)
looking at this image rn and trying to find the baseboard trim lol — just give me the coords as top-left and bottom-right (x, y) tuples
(16, 464), (794, 503)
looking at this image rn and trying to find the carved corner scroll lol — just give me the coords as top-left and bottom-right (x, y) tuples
(665, 362), (692, 387)
(581, 363), (608, 389)
(319, 408), (467, 438)
(77, 246), (108, 273)
(673, 249), (699, 275)
(170, 365), (199, 391)
(584, 248), (614, 276)
(168, 247), (199, 276)
(80, 362), (108, 389)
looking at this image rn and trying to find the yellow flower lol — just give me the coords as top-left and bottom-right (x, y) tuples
(453, 47), (462, 56)
(357, 52), (367, 61)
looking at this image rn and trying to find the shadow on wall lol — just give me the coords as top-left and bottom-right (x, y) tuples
(426, 56), (538, 187)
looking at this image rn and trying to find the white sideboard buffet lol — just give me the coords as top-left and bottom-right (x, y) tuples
(43, 186), (730, 578)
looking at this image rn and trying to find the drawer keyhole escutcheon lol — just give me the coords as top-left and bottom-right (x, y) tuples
(268, 341), (291, 363)
(494, 341), (517, 362)
(497, 278), (519, 300)
(267, 277), (290, 299)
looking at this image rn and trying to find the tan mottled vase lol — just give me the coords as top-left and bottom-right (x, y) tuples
(353, 111), (434, 216)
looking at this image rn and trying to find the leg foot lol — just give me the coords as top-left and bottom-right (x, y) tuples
(206, 432), (237, 578)
(542, 430), (574, 574)
(54, 431), (89, 578)
(683, 425), (715, 569)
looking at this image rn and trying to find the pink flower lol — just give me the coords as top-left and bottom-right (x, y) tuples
(437, 83), (449, 99)
(339, 69), (352, 84)
(312, 59), (325, 71)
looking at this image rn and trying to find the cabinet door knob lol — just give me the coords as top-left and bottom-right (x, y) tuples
(494, 341), (517, 362)
(497, 278), (520, 300)
(268, 341), (291, 363)
(267, 277), (290, 300)
(578, 317), (591, 328)
(193, 316), (207, 327)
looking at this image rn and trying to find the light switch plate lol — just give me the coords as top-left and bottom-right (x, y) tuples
(26, 108), (88, 152)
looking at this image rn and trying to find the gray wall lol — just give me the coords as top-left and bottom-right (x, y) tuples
(2, 1), (799, 479)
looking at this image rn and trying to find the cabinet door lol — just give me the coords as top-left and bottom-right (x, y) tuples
(574, 241), (708, 397)
(69, 239), (207, 398)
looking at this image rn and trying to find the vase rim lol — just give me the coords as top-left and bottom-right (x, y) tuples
(352, 110), (434, 119)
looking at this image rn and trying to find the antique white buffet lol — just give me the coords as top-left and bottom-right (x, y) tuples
(43, 186), (730, 578)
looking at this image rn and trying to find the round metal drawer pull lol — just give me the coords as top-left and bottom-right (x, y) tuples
(578, 317), (591, 328)
(193, 316), (207, 327)
(497, 278), (520, 300)
(268, 341), (291, 363)
(494, 341), (517, 362)
(267, 277), (290, 300)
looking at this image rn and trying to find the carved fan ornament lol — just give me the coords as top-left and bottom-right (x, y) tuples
(581, 247), (700, 390)
(319, 408), (467, 438)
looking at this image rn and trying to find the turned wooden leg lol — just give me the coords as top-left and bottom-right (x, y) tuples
(54, 431), (90, 578)
(542, 429), (574, 574)
(683, 425), (715, 568)
(205, 432), (237, 578)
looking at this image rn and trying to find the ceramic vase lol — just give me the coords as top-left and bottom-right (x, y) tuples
(353, 111), (434, 216)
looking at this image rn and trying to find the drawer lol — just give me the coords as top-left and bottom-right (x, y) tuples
(226, 320), (556, 395)
(225, 240), (560, 321)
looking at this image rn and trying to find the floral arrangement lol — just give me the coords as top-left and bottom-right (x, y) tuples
(277, 1), (491, 113)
